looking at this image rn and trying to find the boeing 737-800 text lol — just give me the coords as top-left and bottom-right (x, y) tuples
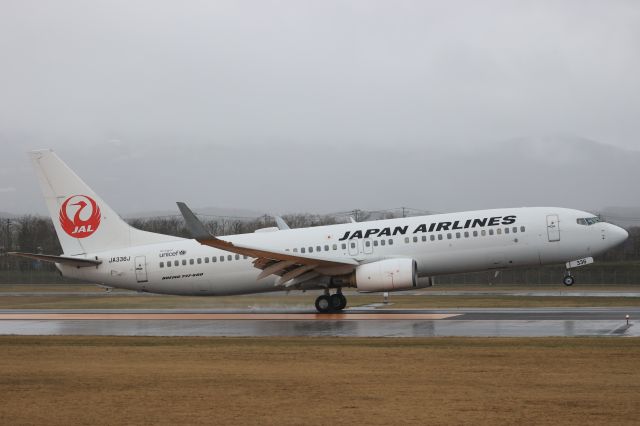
(10, 150), (629, 312)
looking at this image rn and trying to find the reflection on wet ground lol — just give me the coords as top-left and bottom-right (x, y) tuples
(0, 307), (637, 337)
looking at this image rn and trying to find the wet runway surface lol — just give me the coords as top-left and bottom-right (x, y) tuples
(0, 307), (638, 337)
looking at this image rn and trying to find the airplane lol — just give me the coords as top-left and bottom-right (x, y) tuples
(10, 149), (629, 313)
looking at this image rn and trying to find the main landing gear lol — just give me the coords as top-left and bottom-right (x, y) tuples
(563, 271), (575, 286)
(315, 289), (347, 313)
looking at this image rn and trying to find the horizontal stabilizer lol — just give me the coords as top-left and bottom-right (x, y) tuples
(9, 252), (102, 267)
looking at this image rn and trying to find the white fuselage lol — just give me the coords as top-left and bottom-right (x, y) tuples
(59, 207), (627, 295)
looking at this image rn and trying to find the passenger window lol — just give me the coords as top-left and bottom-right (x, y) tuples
(204, 257), (209, 263)
(481, 230), (486, 236)
(505, 228), (510, 234)
(488, 229), (494, 236)
(512, 227), (518, 233)
(497, 229), (502, 235)
(438, 234), (443, 240)
(160, 262), (164, 268)
(227, 255), (232, 261)
(316, 246), (321, 252)
(413, 236), (418, 243)
(422, 236), (427, 242)
(430, 235), (435, 241)
(520, 226), (526, 232)
(447, 233), (452, 239)
(235, 254), (240, 260)
(301, 248), (306, 253)
(373, 240), (379, 246)
(455, 232), (461, 239)
(167, 262), (172, 268)
(464, 232), (469, 238)
(324, 245), (329, 251)
(243, 255), (248, 259)
(350, 242), (356, 248)
(293, 248), (298, 252)
(309, 247), (313, 253)
(197, 258), (202, 264)
(473, 231), (478, 237)
(404, 237), (410, 243)
(220, 256), (224, 262)
(189, 259), (194, 265)
(174, 260), (179, 266)
(388, 239), (393, 245)
(332, 244), (337, 250)
(341, 243), (347, 249)
(212, 257), (217, 262)
(182, 259), (187, 265)
(381, 240), (386, 246)
(365, 241), (371, 247)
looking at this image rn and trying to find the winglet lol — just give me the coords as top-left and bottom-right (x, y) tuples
(274, 216), (290, 230)
(176, 202), (213, 240)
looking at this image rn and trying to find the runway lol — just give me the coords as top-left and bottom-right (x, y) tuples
(0, 307), (637, 337)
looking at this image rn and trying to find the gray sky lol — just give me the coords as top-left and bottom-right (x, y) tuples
(1, 1), (639, 216)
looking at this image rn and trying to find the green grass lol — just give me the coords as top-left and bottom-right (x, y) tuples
(1, 282), (640, 309)
(0, 292), (639, 309)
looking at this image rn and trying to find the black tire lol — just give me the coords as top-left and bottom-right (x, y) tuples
(315, 295), (331, 313)
(563, 275), (575, 286)
(330, 294), (347, 311)
(337, 294), (347, 310)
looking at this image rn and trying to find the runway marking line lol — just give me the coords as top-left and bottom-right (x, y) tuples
(0, 313), (460, 321)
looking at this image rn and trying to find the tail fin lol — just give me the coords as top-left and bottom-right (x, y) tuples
(30, 149), (180, 255)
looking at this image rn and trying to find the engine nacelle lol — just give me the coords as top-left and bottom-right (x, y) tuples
(354, 258), (418, 292)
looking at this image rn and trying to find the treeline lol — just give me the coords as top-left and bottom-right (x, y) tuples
(0, 213), (346, 274)
(1, 214), (639, 284)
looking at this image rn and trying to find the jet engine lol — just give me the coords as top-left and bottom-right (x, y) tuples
(353, 258), (418, 292)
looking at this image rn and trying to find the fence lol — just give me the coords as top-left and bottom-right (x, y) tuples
(435, 262), (640, 286)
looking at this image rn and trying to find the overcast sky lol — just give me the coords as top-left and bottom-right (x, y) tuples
(1, 1), (639, 216)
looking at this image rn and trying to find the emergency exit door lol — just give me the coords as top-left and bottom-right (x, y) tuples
(348, 240), (360, 256)
(135, 256), (148, 283)
(546, 215), (560, 242)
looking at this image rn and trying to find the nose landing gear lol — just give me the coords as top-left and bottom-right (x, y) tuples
(315, 290), (347, 313)
(563, 272), (575, 286)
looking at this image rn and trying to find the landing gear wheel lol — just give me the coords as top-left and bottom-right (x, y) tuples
(330, 293), (347, 311)
(563, 275), (575, 286)
(315, 295), (332, 313)
(337, 294), (347, 310)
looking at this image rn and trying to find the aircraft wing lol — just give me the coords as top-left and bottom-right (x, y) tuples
(177, 202), (357, 287)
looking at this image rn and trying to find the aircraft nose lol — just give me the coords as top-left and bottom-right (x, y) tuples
(609, 224), (629, 246)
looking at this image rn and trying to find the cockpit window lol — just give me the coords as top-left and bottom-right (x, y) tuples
(577, 217), (601, 226)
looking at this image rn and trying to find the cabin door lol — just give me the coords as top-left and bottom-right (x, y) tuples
(546, 215), (560, 242)
(135, 256), (148, 283)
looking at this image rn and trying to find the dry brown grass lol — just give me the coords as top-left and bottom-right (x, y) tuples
(1, 337), (639, 425)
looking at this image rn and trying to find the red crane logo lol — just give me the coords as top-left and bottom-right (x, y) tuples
(59, 195), (101, 238)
